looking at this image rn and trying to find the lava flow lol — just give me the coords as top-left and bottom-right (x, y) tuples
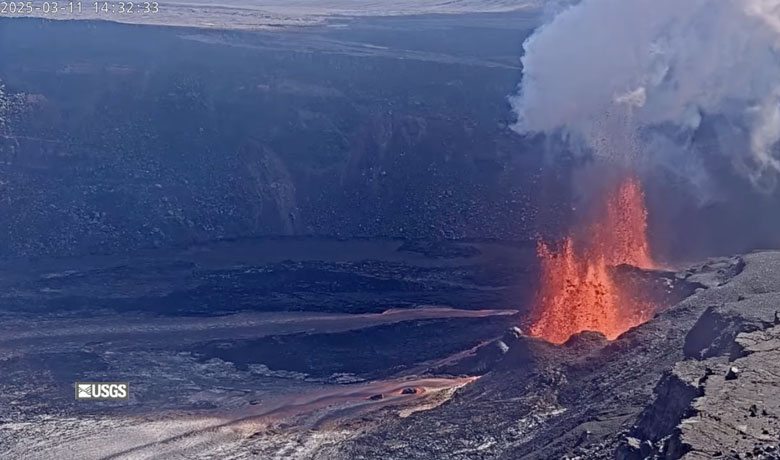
(530, 176), (655, 344)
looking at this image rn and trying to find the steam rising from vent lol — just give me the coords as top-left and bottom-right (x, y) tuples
(511, 0), (780, 190)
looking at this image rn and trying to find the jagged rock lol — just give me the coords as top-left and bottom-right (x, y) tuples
(330, 252), (780, 460)
(725, 366), (740, 380)
(503, 327), (524, 345)
(664, 325), (780, 457)
(431, 331), (516, 376)
(617, 436), (654, 460)
(564, 331), (608, 351)
(617, 360), (708, 459)
(680, 256), (746, 288)
(626, 437), (641, 450)
(684, 291), (780, 360)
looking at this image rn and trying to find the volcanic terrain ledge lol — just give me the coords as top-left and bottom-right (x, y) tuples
(329, 251), (780, 460)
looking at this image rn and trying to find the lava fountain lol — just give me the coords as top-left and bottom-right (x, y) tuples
(530, 176), (655, 344)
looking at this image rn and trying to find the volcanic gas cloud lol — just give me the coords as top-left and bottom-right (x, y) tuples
(510, 0), (780, 342)
(530, 176), (655, 344)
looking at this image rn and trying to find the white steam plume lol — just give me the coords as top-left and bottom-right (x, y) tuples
(511, 0), (780, 190)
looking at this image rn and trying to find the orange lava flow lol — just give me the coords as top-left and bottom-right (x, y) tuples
(530, 176), (655, 344)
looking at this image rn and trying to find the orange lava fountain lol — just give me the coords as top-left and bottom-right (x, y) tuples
(530, 176), (655, 344)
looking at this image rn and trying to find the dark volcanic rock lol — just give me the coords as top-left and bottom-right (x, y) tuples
(615, 361), (709, 459)
(317, 252), (780, 460)
(684, 289), (780, 360)
(563, 330), (609, 351)
(192, 316), (514, 380)
(397, 240), (482, 259)
(673, 324), (780, 458)
(0, 18), (547, 261)
(432, 327), (525, 376)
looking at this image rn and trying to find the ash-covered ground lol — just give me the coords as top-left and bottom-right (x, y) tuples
(0, 237), (532, 458)
(2, 242), (779, 459)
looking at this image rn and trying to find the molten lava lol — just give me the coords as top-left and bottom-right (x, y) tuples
(530, 176), (655, 344)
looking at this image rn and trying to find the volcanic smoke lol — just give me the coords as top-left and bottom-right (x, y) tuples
(510, 0), (780, 191)
(530, 176), (655, 344)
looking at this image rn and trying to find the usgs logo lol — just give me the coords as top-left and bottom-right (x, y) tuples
(75, 382), (129, 400)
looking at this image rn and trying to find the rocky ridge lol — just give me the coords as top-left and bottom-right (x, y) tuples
(324, 252), (780, 459)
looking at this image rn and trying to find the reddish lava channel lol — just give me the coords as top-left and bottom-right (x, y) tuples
(530, 176), (656, 344)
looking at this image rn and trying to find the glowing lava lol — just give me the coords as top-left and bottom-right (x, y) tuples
(530, 176), (655, 344)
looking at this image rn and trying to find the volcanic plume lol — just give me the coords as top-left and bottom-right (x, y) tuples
(510, 0), (780, 191)
(530, 175), (655, 344)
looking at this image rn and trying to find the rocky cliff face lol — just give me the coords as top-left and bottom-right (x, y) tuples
(322, 252), (780, 460)
(620, 254), (780, 459)
(0, 17), (553, 260)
